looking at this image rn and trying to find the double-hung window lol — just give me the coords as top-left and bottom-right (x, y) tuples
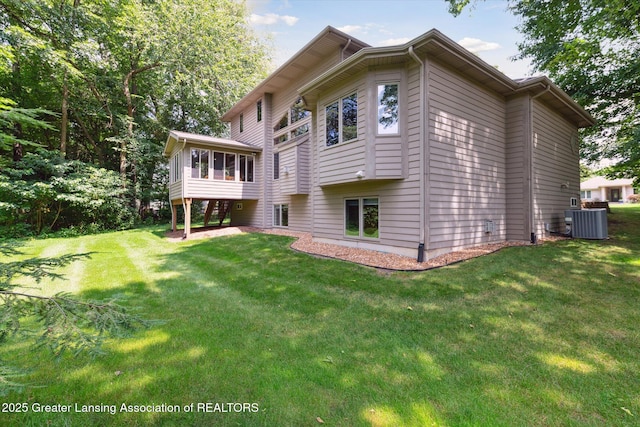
(345, 198), (378, 238)
(326, 93), (357, 146)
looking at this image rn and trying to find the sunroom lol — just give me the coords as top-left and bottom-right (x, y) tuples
(164, 130), (262, 238)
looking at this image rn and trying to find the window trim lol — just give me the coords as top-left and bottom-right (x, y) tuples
(376, 82), (400, 136)
(207, 150), (255, 182)
(325, 91), (358, 147)
(170, 152), (182, 183)
(257, 100), (262, 122)
(273, 203), (289, 227)
(274, 97), (311, 145)
(273, 152), (280, 180)
(344, 197), (379, 239)
(191, 148), (209, 179)
(239, 113), (244, 133)
(238, 154), (254, 182)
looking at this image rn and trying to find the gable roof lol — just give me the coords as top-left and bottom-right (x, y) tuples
(298, 28), (594, 128)
(163, 130), (262, 157)
(221, 26), (369, 121)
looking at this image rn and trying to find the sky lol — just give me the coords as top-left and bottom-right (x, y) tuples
(246, 0), (534, 80)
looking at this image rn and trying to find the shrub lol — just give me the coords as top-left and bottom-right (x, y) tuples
(0, 150), (135, 234)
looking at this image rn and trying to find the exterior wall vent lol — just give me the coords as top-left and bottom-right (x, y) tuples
(484, 219), (495, 234)
(564, 209), (608, 239)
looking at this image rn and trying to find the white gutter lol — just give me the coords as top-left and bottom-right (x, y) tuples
(180, 137), (188, 238)
(408, 46), (426, 260)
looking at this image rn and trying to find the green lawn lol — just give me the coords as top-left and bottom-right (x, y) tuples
(2, 205), (639, 426)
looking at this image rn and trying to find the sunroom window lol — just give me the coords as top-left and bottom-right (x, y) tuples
(239, 154), (254, 182)
(191, 148), (209, 179)
(171, 152), (182, 183)
(210, 151), (254, 182)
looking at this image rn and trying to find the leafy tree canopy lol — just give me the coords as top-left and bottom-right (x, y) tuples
(446, 0), (640, 183)
(0, 0), (270, 220)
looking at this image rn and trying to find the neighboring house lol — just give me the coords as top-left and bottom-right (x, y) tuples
(580, 176), (636, 202)
(163, 26), (594, 261)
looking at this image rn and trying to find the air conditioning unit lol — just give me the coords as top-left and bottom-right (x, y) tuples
(564, 209), (608, 239)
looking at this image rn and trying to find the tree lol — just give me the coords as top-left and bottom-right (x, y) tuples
(0, 0), (270, 227)
(446, 0), (640, 183)
(0, 97), (54, 164)
(0, 150), (135, 235)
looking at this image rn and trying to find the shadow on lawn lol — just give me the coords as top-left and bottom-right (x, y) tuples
(23, 208), (639, 426)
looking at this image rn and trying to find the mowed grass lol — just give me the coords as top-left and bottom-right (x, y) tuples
(2, 205), (639, 426)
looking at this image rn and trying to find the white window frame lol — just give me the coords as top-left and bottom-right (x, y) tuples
(273, 97), (311, 145)
(210, 151), (255, 182)
(325, 92), (358, 147)
(344, 197), (379, 239)
(273, 204), (289, 227)
(376, 82), (400, 135)
(191, 148), (209, 179)
(170, 152), (182, 183)
(238, 154), (255, 183)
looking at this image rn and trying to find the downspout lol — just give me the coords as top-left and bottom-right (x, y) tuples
(180, 137), (188, 239)
(341, 39), (352, 62)
(408, 46), (426, 261)
(528, 85), (551, 243)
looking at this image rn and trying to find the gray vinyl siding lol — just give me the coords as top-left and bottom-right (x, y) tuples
(275, 137), (310, 196)
(312, 64), (423, 256)
(180, 143), (260, 200)
(260, 94), (273, 228)
(505, 95), (530, 241)
(427, 61), (507, 253)
(169, 181), (182, 201)
(230, 98), (265, 146)
(230, 199), (258, 226)
(184, 178), (260, 200)
(369, 69), (407, 180)
(287, 195), (312, 232)
(317, 74), (367, 186)
(313, 181), (420, 253)
(229, 98), (266, 227)
(531, 99), (580, 235)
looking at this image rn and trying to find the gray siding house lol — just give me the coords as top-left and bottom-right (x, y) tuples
(164, 26), (594, 261)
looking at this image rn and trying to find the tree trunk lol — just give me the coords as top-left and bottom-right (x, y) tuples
(121, 62), (160, 187)
(60, 71), (68, 158)
(13, 142), (23, 163)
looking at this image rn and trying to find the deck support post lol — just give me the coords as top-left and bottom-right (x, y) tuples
(171, 203), (178, 232)
(184, 198), (192, 238)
